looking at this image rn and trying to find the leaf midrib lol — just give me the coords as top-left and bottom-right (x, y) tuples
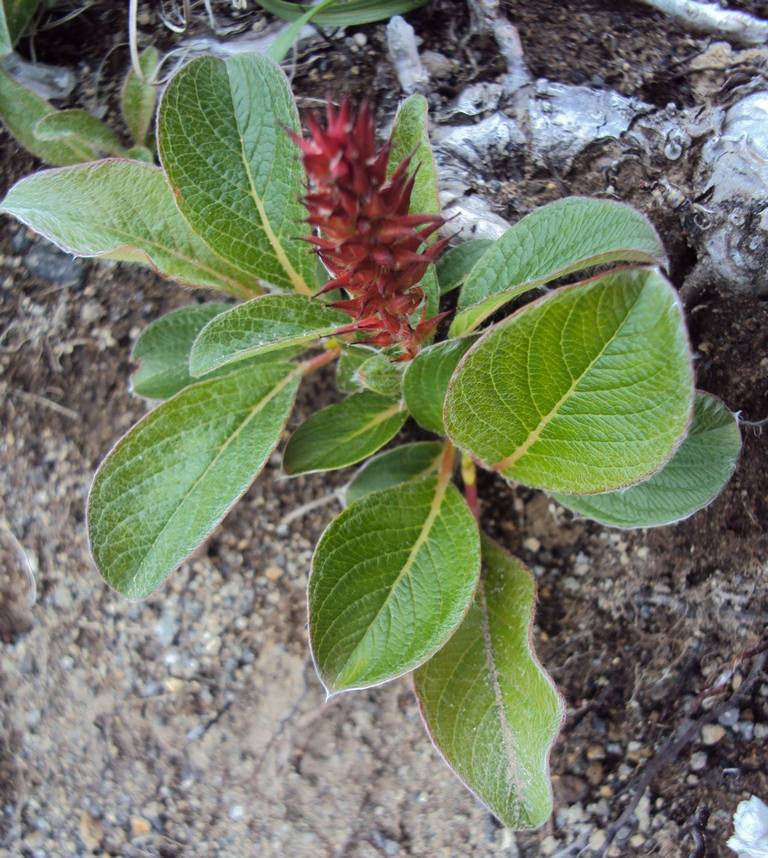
(493, 287), (643, 472)
(122, 366), (299, 594)
(332, 465), (450, 689)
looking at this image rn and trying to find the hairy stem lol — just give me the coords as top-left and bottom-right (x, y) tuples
(299, 346), (341, 377)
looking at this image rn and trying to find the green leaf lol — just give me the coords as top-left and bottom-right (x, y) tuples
(414, 535), (564, 830)
(344, 440), (443, 504)
(355, 352), (404, 397)
(0, 160), (255, 297)
(125, 145), (154, 163)
(34, 109), (124, 156)
(336, 344), (376, 393)
(310, 452), (481, 693)
(0, 0), (40, 54)
(389, 93), (441, 321)
(403, 336), (477, 434)
(133, 302), (307, 399)
(157, 54), (313, 295)
(437, 239), (494, 295)
(132, 303), (231, 399)
(444, 267), (694, 494)
(121, 45), (160, 147)
(283, 391), (407, 475)
(0, 68), (94, 165)
(449, 197), (667, 336)
(553, 392), (741, 528)
(189, 294), (350, 377)
(266, 0), (339, 63)
(88, 362), (301, 599)
(254, 0), (428, 26)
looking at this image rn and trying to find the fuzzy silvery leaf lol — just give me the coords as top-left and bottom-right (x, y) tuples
(728, 796), (768, 858)
(121, 46), (160, 147)
(0, 161), (255, 296)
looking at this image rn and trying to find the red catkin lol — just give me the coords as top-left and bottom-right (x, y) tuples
(290, 99), (449, 358)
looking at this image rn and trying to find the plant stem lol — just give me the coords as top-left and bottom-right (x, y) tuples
(460, 451), (480, 520)
(299, 346), (341, 376)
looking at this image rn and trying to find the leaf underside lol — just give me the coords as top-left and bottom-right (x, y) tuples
(553, 391), (741, 527)
(445, 267), (694, 494)
(414, 535), (564, 830)
(88, 362), (300, 599)
(310, 473), (481, 693)
(450, 196), (667, 336)
(0, 160), (254, 296)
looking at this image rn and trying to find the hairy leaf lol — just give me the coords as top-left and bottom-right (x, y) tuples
(336, 344), (376, 393)
(0, 68), (93, 164)
(0, 160), (254, 296)
(158, 54), (313, 294)
(121, 45), (160, 147)
(34, 109), (124, 156)
(403, 336), (477, 434)
(450, 197), (666, 336)
(414, 535), (564, 830)
(554, 392), (741, 527)
(88, 362), (300, 599)
(254, 0), (428, 26)
(310, 454), (481, 693)
(189, 294), (350, 377)
(283, 391), (407, 475)
(355, 352), (404, 397)
(437, 239), (493, 295)
(389, 93), (441, 320)
(344, 440), (443, 505)
(445, 268), (694, 494)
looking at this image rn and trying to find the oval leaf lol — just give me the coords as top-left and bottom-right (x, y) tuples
(553, 392), (741, 527)
(450, 197), (666, 336)
(0, 67), (93, 165)
(34, 108), (124, 156)
(283, 391), (407, 475)
(344, 441), (444, 505)
(335, 344), (376, 393)
(0, 160), (255, 297)
(414, 535), (564, 830)
(403, 335), (477, 434)
(389, 93), (441, 321)
(121, 45), (160, 147)
(88, 362), (300, 599)
(436, 239), (494, 295)
(189, 294), (350, 377)
(310, 454), (481, 693)
(355, 352), (404, 397)
(157, 54), (313, 294)
(445, 268), (694, 494)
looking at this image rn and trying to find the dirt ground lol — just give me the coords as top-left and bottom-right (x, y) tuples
(1, 1), (766, 856)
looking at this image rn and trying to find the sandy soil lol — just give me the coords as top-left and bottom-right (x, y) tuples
(1, 1), (766, 856)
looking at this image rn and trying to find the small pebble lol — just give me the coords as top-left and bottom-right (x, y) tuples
(702, 724), (726, 745)
(690, 751), (708, 771)
(130, 816), (151, 837)
(523, 537), (541, 552)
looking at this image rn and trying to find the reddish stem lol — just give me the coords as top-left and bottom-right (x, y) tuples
(460, 452), (480, 521)
(299, 346), (341, 376)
